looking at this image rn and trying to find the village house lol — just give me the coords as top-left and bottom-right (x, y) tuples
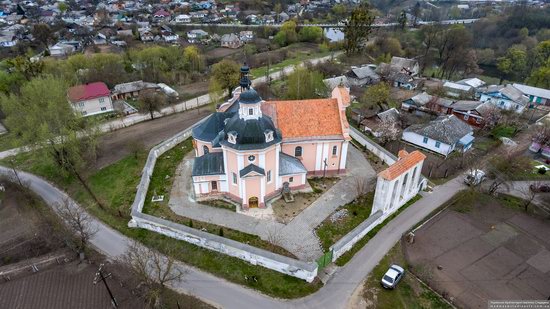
(443, 81), (475, 98)
(191, 66), (351, 210)
(402, 115), (474, 157)
(67, 82), (114, 117)
(174, 14), (191, 24)
(390, 56), (420, 76)
(111, 81), (160, 101)
(457, 77), (486, 90)
(324, 76), (351, 90)
(479, 84), (529, 113)
(512, 83), (550, 106)
(153, 9), (171, 22)
(345, 65), (380, 87)
(187, 29), (209, 43)
(239, 31), (254, 42)
(449, 100), (489, 127)
(49, 42), (76, 57)
(220, 33), (242, 49)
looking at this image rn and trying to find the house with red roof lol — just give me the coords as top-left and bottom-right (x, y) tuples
(67, 82), (114, 117)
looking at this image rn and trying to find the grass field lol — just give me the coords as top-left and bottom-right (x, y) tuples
(4, 143), (322, 298)
(316, 193), (375, 251)
(362, 242), (452, 309)
(250, 50), (333, 78)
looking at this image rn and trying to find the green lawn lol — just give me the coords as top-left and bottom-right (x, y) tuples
(335, 195), (422, 266)
(4, 143), (322, 298)
(512, 160), (550, 181)
(0, 132), (14, 152)
(250, 50), (332, 78)
(316, 193), (375, 251)
(363, 242), (453, 309)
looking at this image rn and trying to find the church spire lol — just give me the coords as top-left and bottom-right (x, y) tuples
(239, 63), (251, 91)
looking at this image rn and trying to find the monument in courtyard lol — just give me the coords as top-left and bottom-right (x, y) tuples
(190, 65), (352, 211)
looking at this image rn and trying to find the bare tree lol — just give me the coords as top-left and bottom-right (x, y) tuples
(119, 241), (186, 308)
(486, 149), (531, 195)
(479, 104), (502, 130)
(57, 197), (98, 253)
(376, 117), (402, 146)
(518, 181), (540, 212)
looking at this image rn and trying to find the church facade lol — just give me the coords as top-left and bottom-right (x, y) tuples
(190, 66), (351, 210)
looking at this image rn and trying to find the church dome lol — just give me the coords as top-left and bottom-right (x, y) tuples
(239, 89), (262, 105)
(224, 115), (278, 146)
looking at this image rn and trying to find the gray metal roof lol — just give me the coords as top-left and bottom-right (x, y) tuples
(279, 152), (307, 176)
(404, 115), (473, 145)
(513, 83), (550, 100)
(192, 152), (225, 176)
(349, 66), (379, 80)
(239, 164), (265, 177)
(192, 112), (233, 143)
(500, 85), (528, 106)
(451, 100), (484, 111)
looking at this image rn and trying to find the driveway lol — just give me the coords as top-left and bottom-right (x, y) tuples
(168, 145), (376, 261)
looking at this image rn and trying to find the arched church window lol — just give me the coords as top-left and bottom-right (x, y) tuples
(295, 146), (303, 157)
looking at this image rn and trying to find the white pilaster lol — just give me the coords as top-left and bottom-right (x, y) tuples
(339, 141), (349, 170)
(315, 143), (322, 170)
(275, 145), (281, 189)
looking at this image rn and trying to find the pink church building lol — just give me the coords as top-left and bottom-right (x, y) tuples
(191, 66), (351, 210)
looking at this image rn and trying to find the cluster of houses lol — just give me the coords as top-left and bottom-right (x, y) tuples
(185, 29), (253, 48)
(327, 56), (550, 157)
(67, 80), (179, 117)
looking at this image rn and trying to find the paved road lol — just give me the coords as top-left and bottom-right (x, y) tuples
(173, 19), (479, 28)
(0, 164), (467, 309)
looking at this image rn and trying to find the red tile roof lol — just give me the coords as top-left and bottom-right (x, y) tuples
(263, 98), (343, 139)
(67, 82), (110, 103)
(379, 150), (426, 181)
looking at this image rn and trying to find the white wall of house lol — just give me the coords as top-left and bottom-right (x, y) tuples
(71, 95), (114, 117)
(402, 131), (453, 156)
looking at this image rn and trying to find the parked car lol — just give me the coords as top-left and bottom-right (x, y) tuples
(381, 264), (405, 289)
(464, 169), (485, 186)
(529, 184), (550, 192)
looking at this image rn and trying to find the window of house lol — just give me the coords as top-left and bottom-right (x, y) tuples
(267, 170), (271, 183)
(99, 98), (105, 103)
(81, 111), (87, 116)
(232, 172), (237, 184)
(423, 137), (428, 144)
(78, 102), (85, 107)
(295, 146), (302, 157)
(476, 117), (482, 124)
(435, 141), (441, 148)
(463, 114), (469, 121)
(332, 145), (338, 156)
(248, 108), (253, 115)
(289, 176), (294, 183)
(203, 145), (209, 154)
(100, 107), (107, 111)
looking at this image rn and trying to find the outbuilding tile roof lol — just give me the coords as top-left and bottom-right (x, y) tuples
(263, 98), (343, 139)
(379, 150), (426, 181)
(67, 82), (110, 103)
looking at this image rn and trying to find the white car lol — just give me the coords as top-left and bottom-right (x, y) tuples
(464, 169), (485, 186)
(381, 264), (405, 289)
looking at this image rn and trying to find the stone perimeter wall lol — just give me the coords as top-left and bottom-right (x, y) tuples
(349, 126), (398, 165)
(128, 114), (318, 282)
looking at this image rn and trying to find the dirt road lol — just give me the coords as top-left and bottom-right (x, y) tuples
(93, 105), (210, 169)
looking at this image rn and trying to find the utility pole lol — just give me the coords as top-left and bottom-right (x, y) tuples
(94, 263), (118, 308)
(9, 159), (23, 187)
(267, 36), (273, 86)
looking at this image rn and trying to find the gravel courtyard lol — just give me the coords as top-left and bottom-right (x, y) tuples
(405, 194), (550, 309)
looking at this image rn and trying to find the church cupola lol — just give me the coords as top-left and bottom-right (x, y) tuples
(238, 89), (263, 120)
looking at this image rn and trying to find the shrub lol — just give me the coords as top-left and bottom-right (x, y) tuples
(538, 167), (547, 174)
